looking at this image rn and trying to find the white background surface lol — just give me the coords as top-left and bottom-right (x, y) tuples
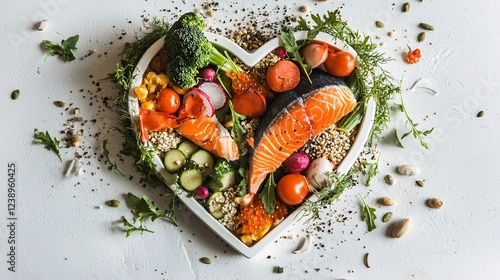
(1, 0), (499, 279)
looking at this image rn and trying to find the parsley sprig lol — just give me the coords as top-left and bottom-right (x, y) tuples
(102, 139), (125, 176)
(396, 92), (434, 149)
(42, 35), (79, 62)
(279, 30), (317, 84)
(33, 129), (62, 161)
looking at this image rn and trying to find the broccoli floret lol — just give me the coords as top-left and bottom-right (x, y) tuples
(163, 12), (243, 89)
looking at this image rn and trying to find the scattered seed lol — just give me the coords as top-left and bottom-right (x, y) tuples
(11, 90), (20, 100)
(402, 2), (410, 12)
(427, 198), (443, 209)
(37, 19), (49, 31)
(477, 111), (484, 118)
(418, 23), (435, 31)
(74, 107), (81, 114)
(54, 101), (65, 108)
(388, 31), (396, 37)
(418, 32), (426, 42)
(391, 218), (411, 238)
(363, 253), (370, 268)
(206, 10), (214, 17)
(416, 180), (425, 187)
(375, 21), (385, 28)
(200, 257), (212, 264)
(382, 212), (393, 223)
(70, 134), (82, 147)
(274, 266), (284, 274)
(378, 197), (395, 206)
(106, 199), (120, 208)
(397, 165), (421, 176)
(384, 174), (396, 185)
(299, 5), (309, 13)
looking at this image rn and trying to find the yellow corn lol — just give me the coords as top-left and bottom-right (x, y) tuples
(144, 71), (157, 85)
(156, 74), (170, 89)
(147, 83), (157, 94)
(134, 85), (149, 101)
(172, 84), (189, 95)
(141, 100), (156, 111)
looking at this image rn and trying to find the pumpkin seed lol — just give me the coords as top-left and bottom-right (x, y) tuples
(391, 218), (411, 238)
(427, 198), (443, 209)
(418, 23), (435, 31)
(106, 199), (120, 208)
(200, 257), (212, 264)
(54, 101), (65, 108)
(364, 253), (370, 268)
(11, 90), (20, 100)
(402, 2), (410, 12)
(416, 180), (425, 187)
(382, 212), (393, 223)
(477, 111), (484, 118)
(384, 174), (396, 185)
(375, 21), (385, 28)
(418, 32), (426, 42)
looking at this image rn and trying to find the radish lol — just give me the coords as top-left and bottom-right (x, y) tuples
(199, 68), (216, 81)
(198, 81), (227, 110)
(183, 88), (215, 117)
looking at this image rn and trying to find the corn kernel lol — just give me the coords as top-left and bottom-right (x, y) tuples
(147, 83), (157, 94)
(144, 71), (157, 85)
(141, 100), (156, 111)
(172, 84), (189, 95)
(134, 85), (148, 100)
(156, 74), (170, 89)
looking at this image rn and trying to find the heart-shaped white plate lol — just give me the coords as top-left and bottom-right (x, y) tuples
(128, 31), (376, 258)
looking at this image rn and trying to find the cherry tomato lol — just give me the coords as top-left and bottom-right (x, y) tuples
(276, 174), (310, 206)
(156, 88), (180, 114)
(323, 49), (356, 77)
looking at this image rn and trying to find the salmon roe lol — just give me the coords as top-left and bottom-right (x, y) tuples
(228, 71), (271, 98)
(237, 198), (288, 246)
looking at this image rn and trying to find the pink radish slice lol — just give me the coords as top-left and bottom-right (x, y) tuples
(198, 82), (227, 110)
(183, 88), (215, 117)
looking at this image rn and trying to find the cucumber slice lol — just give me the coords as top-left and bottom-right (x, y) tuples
(179, 169), (203, 191)
(190, 149), (215, 177)
(207, 171), (236, 193)
(178, 140), (199, 158)
(207, 192), (224, 219)
(163, 149), (187, 173)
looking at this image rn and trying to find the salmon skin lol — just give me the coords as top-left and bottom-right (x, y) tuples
(249, 69), (357, 194)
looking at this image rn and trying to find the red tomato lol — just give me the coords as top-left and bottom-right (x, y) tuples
(323, 49), (356, 77)
(156, 88), (180, 114)
(276, 174), (310, 206)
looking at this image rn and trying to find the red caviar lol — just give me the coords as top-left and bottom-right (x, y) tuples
(406, 47), (421, 64)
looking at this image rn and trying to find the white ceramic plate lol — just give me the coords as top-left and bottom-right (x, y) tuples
(128, 31), (376, 258)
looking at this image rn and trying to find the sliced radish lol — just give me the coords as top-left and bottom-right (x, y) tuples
(198, 81), (227, 110)
(183, 88), (215, 117)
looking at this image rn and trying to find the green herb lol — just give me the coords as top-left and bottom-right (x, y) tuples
(359, 153), (380, 187)
(396, 92), (434, 149)
(102, 139), (125, 176)
(42, 35), (79, 62)
(280, 30), (316, 83)
(295, 11), (401, 146)
(395, 129), (405, 148)
(228, 100), (246, 146)
(236, 166), (248, 197)
(123, 192), (178, 237)
(359, 193), (377, 232)
(259, 172), (276, 215)
(33, 129), (62, 161)
(297, 169), (354, 222)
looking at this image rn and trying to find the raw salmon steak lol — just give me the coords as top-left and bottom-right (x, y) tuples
(249, 70), (357, 194)
(177, 116), (239, 161)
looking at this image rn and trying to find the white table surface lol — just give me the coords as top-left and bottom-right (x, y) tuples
(1, 1), (499, 279)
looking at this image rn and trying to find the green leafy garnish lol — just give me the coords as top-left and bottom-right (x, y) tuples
(297, 170), (354, 222)
(396, 92), (434, 149)
(228, 100), (246, 146)
(33, 129), (62, 161)
(295, 11), (401, 146)
(359, 153), (380, 187)
(259, 172), (276, 215)
(359, 193), (377, 232)
(102, 139), (125, 176)
(123, 192), (178, 237)
(395, 129), (405, 148)
(236, 166), (248, 197)
(42, 35), (79, 62)
(280, 30), (316, 84)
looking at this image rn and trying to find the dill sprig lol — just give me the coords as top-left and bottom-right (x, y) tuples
(102, 139), (125, 176)
(295, 10), (401, 146)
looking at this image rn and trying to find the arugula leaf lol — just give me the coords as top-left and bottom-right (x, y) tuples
(42, 34), (79, 62)
(396, 91), (434, 149)
(395, 129), (405, 148)
(236, 166), (248, 197)
(102, 139), (125, 176)
(259, 173), (276, 214)
(33, 129), (62, 161)
(123, 192), (178, 237)
(228, 100), (246, 146)
(359, 194), (377, 232)
(280, 30), (315, 84)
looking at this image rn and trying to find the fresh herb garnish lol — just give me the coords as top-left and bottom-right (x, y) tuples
(236, 166), (248, 197)
(280, 30), (316, 84)
(123, 192), (178, 237)
(295, 11), (401, 146)
(259, 172), (276, 214)
(395, 129), (405, 148)
(102, 139), (125, 176)
(228, 100), (246, 145)
(42, 35), (79, 62)
(33, 129), (62, 161)
(359, 153), (380, 187)
(297, 170), (354, 222)
(359, 193), (377, 232)
(396, 92), (434, 149)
